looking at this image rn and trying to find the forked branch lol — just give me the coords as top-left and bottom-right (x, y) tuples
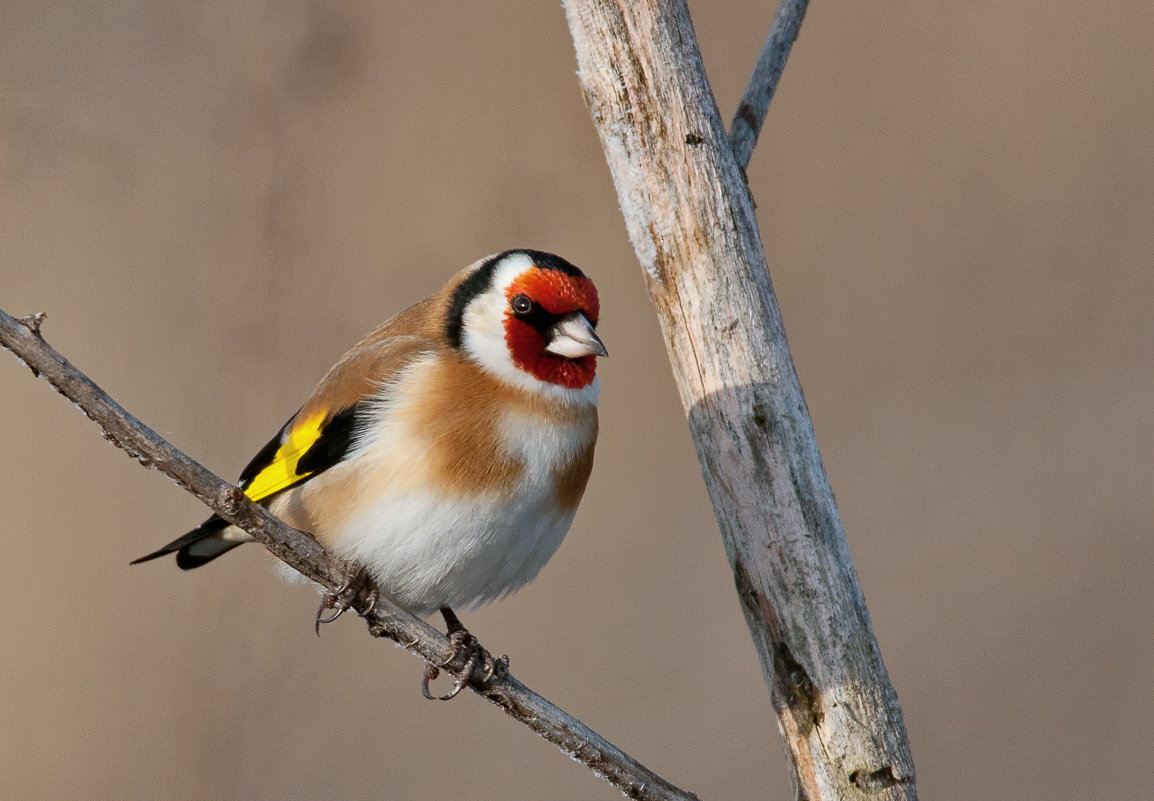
(564, 0), (917, 798)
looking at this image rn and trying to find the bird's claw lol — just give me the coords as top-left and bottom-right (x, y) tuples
(421, 663), (460, 701)
(315, 565), (379, 636)
(420, 628), (508, 701)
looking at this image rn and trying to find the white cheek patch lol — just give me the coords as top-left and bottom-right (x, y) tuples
(459, 255), (525, 383)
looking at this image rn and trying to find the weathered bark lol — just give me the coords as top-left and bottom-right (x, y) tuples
(563, 2), (917, 798)
(0, 307), (698, 801)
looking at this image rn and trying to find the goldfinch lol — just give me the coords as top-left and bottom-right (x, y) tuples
(134, 250), (605, 689)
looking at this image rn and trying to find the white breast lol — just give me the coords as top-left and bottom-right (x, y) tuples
(334, 484), (575, 617)
(297, 362), (593, 617)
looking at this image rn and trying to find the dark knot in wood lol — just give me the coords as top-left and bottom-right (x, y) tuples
(849, 764), (913, 793)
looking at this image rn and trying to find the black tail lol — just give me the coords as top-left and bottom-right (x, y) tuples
(131, 515), (244, 570)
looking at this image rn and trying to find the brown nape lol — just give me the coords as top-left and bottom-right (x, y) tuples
(296, 336), (436, 424)
(299, 285), (457, 420)
(293, 271), (467, 421)
(359, 294), (452, 347)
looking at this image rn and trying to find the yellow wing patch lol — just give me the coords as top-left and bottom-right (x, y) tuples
(242, 411), (328, 502)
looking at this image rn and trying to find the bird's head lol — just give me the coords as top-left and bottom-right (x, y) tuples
(446, 250), (606, 401)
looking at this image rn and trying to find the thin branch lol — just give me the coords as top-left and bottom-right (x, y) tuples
(0, 306), (699, 801)
(728, 0), (810, 170)
(564, 1), (917, 798)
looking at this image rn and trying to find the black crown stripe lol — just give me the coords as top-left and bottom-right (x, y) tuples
(443, 249), (586, 350)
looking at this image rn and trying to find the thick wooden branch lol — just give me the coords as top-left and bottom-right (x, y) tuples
(563, 2), (917, 799)
(0, 307), (698, 801)
(728, 0), (810, 170)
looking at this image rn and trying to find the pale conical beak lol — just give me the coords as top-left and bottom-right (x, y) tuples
(545, 312), (608, 359)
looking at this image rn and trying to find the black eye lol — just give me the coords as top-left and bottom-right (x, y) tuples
(511, 294), (533, 315)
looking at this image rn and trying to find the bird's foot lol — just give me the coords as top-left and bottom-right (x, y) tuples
(315, 564), (379, 636)
(421, 608), (508, 701)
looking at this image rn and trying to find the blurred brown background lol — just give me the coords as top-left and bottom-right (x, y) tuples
(2, 2), (1151, 799)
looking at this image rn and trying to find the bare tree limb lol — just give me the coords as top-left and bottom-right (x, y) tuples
(0, 306), (699, 801)
(563, 1), (917, 799)
(728, 0), (810, 170)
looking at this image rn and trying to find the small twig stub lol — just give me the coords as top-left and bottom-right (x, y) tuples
(20, 311), (47, 334)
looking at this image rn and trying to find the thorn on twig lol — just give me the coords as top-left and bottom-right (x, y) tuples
(20, 312), (47, 335)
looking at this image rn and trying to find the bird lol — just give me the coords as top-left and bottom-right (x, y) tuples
(132, 249), (606, 698)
